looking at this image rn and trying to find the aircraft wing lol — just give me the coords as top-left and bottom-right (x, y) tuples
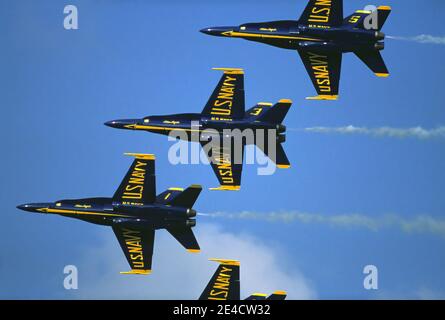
(299, 0), (343, 27)
(201, 68), (245, 119)
(201, 137), (243, 191)
(298, 50), (342, 100)
(199, 259), (241, 300)
(113, 153), (156, 204)
(112, 226), (155, 275)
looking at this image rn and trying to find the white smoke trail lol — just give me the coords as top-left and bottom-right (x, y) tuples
(387, 34), (445, 45)
(289, 126), (445, 140)
(202, 211), (445, 238)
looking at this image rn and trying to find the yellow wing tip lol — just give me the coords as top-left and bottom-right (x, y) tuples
(187, 249), (201, 253)
(168, 187), (184, 191)
(252, 293), (268, 297)
(209, 258), (240, 266)
(375, 73), (390, 78)
(356, 10), (372, 14)
(378, 5), (391, 11)
(212, 67), (244, 74)
(273, 290), (287, 295)
(209, 186), (241, 191)
(278, 99), (293, 104)
(189, 184), (203, 189)
(124, 153), (156, 160)
(306, 95), (339, 101)
(258, 102), (273, 106)
(120, 269), (151, 275)
(277, 164), (291, 169)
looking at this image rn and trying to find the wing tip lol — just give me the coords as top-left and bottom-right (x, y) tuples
(278, 99), (293, 104)
(120, 269), (152, 275)
(124, 153), (156, 160)
(277, 164), (291, 169)
(209, 258), (240, 266)
(212, 67), (244, 75)
(306, 95), (339, 101)
(375, 73), (390, 78)
(187, 249), (201, 253)
(209, 185), (241, 191)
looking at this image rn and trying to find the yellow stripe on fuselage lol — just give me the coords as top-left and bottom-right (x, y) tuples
(43, 208), (131, 218)
(125, 124), (201, 133)
(224, 31), (323, 42)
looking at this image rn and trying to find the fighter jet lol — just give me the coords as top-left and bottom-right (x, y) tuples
(199, 259), (287, 300)
(105, 68), (292, 191)
(17, 153), (202, 275)
(201, 0), (391, 100)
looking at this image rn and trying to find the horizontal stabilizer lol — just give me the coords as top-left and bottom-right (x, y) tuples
(355, 50), (389, 77)
(167, 227), (200, 252)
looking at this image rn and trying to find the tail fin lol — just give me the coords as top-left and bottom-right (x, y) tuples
(344, 6), (391, 31)
(167, 185), (202, 208)
(199, 259), (240, 300)
(245, 290), (287, 300)
(267, 290), (287, 300)
(257, 99), (292, 124)
(355, 50), (389, 77)
(244, 102), (273, 120)
(376, 6), (391, 30)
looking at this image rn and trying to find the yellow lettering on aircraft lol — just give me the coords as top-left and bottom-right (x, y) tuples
(211, 76), (236, 116)
(308, 0), (332, 24)
(123, 228), (145, 268)
(122, 161), (147, 200)
(213, 152), (234, 184)
(74, 204), (91, 209)
(349, 15), (361, 24)
(163, 120), (180, 125)
(308, 52), (332, 93)
(207, 266), (233, 300)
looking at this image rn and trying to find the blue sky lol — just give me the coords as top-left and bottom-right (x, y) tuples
(1, 0), (445, 299)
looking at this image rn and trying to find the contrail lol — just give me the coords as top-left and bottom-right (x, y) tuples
(289, 126), (445, 140)
(387, 34), (445, 45)
(202, 211), (445, 238)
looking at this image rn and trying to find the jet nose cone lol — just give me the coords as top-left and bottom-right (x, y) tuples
(104, 119), (138, 130)
(200, 26), (235, 37)
(17, 203), (50, 213)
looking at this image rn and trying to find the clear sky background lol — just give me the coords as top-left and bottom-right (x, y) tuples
(1, 0), (445, 299)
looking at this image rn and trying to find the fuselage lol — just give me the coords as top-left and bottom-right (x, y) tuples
(17, 198), (196, 230)
(105, 113), (285, 144)
(200, 20), (385, 53)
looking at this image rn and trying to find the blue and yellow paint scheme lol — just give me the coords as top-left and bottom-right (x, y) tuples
(105, 68), (292, 191)
(17, 153), (202, 275)
(200, 0), (392, 100)
(199, 259), (287, 300)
